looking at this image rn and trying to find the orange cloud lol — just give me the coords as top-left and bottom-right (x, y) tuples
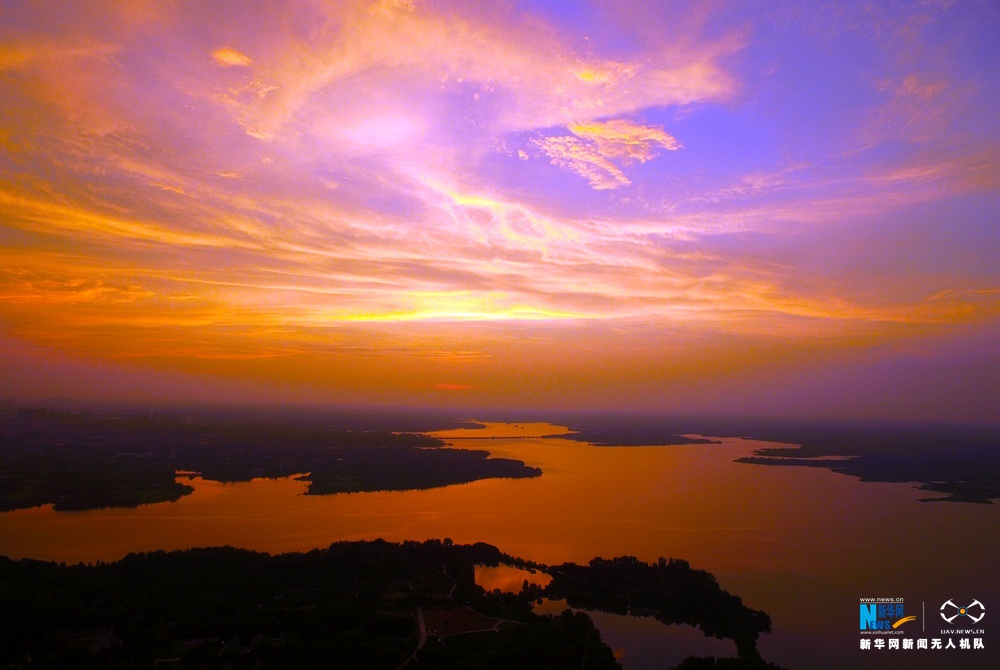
(0, 40), (118, 72)
(211, 47), (254, 68)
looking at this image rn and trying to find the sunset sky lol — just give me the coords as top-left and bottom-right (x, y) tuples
(1, 0), (998, 420)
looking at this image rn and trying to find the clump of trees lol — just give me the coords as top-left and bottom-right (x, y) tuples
(544, 555), (772, 660)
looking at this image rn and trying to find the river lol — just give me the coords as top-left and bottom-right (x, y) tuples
(1, 422), (995, 669)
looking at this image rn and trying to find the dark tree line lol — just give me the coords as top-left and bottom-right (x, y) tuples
(0, 540), (783, 669)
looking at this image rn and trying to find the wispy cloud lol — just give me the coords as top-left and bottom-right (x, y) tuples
(568, 120), (682, 161)
(534, 136), (632, 189)
(536, 119), (682, 188)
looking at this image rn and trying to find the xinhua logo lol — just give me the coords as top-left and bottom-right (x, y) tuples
(860, 602), (913, 631)
(940, 599), (985, 624)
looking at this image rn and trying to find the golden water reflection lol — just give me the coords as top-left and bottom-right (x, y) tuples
(474, 564), (551, 593)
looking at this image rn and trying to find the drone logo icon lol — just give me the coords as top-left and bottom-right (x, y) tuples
(940, 599), (985, 624)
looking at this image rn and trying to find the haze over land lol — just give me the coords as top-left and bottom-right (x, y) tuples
(1, 1), (998, 421)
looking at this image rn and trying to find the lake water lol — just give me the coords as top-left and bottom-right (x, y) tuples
(1, 422), (996, 669)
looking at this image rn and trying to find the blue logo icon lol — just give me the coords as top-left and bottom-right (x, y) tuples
(860, 602), (911, 630)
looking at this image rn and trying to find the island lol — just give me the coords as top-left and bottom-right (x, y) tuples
(548, 413), (1000, 504)
(731, 420), (1000, 504)
(0, 409), (541, 512)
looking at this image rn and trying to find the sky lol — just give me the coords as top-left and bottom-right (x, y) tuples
(0, 0), (998, 421)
